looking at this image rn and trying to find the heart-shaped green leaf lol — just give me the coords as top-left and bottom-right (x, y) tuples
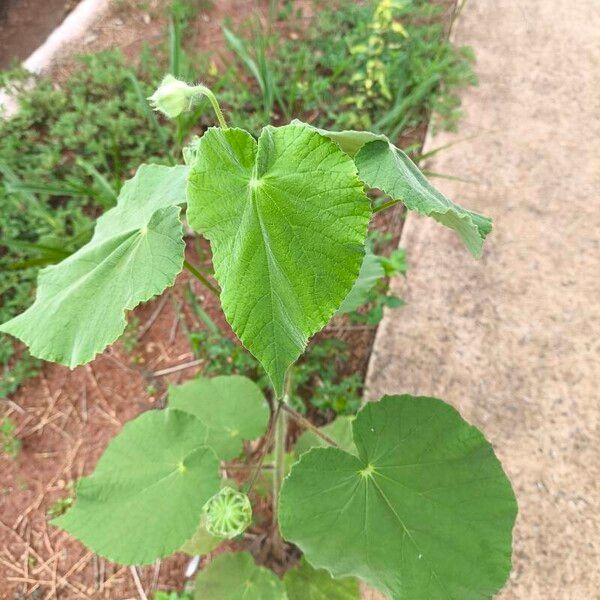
(168, 375), (270, 460)
(0, 164), (188, 367)
(284, 558), (359, 600)
(187, 123), (371, 395)
(53, 408), (220, 565)
(280, 395), (517, 599)
(193, 552), (287, 600)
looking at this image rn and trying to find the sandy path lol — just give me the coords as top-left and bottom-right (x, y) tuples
(364, 0), (599, 598)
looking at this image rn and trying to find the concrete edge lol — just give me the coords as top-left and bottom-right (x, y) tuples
(0, 0), (111, 117)
(363, 4), (464, 403)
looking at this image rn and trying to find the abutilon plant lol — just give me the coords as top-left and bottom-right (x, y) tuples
(0, 76), (516, 599)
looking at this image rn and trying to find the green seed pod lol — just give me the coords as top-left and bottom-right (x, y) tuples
(202, 487), (252, 539)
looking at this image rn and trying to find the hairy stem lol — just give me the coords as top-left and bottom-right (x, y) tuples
(183, 259), (220, 297)
(193, 85), (228, 129)
(280, 403), (339, 447)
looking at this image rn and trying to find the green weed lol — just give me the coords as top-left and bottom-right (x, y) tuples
(214, 0), (476, 138)
(120, 316), (140, 354)
(0, 416), (21, 457)
(47, 484), (75, 519)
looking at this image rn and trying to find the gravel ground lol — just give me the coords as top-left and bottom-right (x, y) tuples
(363, 0), (599, 598)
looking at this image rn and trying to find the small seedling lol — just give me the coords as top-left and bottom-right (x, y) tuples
(47, 480), (76, 519)
(120, 316), (140, 353)
(0, 416), (21, 458)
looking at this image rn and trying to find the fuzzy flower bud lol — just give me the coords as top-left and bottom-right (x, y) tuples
(147, 75), (195, 119)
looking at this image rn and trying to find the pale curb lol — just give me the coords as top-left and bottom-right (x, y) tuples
(0, 0), (110, 117)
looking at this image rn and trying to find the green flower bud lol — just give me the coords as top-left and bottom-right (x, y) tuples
(202, 486), (252, 539)
(147, 75), (195, 119)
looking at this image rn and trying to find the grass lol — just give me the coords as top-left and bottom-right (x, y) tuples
(214, 0), (476, 140)
(0, 0), (475, 406)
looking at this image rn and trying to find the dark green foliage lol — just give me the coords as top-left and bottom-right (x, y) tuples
(293, 340), (363, 415)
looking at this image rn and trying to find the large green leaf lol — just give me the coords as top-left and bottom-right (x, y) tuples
(186, 123), (371, 395)
(284, 558), (359, 600)
(193, 552), (287, 600)
(168, 375), (270, 460)
(313, 125), (492, 257)
(280, 395), (517, 599)
(53, 408), (220, 565)
(294, 416), (357, 457)
(336, 251), (385, 315)
(0, 164), (188, 367)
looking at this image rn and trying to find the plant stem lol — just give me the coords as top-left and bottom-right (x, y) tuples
(271, 369), (293, 560)
(372, 198), (401, 214)
(272, 401), (287, 519)
(183, 259), (220, 297)
(271, 400), (287, 560)
(245, 402), (281, 494)
(193, 85), (228, 129)
(279, 403), (339, 447)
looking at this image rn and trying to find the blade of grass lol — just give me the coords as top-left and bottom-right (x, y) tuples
(2, 239), (71, 259)
(169, 17), (182, 78)
(422, 170), (475, 184)
(76, 158), (118, 206)
(0, 161), (60, 229)
(415, 132), (483, 163)
(184, 282), (219, 334)
(5, 182), (98, 198)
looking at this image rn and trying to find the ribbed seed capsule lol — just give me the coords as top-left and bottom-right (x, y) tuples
(202, 487), (252, 539)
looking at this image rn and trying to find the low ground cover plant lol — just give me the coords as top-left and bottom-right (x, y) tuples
(0, 77), (516, 598)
